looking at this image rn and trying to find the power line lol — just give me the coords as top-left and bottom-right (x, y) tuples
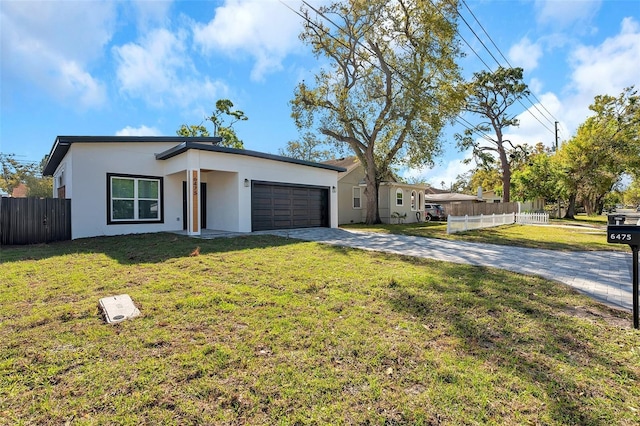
(457, 0), (561, 129)
(448, 0), (556, 137)
(281, 0), (497, 145)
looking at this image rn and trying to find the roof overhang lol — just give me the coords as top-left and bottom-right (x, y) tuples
(155, 141), (346, 172)
(43, 136), (346, 176)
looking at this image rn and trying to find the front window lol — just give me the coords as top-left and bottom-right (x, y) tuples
(396, 188), (403, 206)
(411, 190), (417, 211)
(108, 174), (163, 224)
(353, 187), (362, 209)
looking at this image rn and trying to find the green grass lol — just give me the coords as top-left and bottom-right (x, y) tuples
(342, 219), (620, 252)
(1, 233), (639, 425)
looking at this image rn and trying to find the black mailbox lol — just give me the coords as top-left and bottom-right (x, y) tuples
(607, 224), (640, 245)
(608, 215), (626, 225)
(607, 223), (640, 329)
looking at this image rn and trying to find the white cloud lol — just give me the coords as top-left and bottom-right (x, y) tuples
(569, 17), (640, 102)
(113, 28), (229, 108)
(508, 37), (543, 71)
(130, 0), (174, 29)
(0, 0), (115, 108)
(509, 16), (640, 147)
(403, 153), (475, 190)
(509, 91), (562, 148)
(192, 0), (307, 81)
(534, 0), (601, 29)
(116, 125), (163, 136)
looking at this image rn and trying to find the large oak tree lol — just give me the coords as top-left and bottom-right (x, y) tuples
(291, 0), (464, 224)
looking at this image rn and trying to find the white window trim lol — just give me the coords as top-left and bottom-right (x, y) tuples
(410, 190), (417, 211)
(108, 173), (163, 224)
(352, 186), (362, 209)
(395, 188), (403, 206)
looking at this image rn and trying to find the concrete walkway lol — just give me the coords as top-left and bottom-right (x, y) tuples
(258, 227), (634, 312)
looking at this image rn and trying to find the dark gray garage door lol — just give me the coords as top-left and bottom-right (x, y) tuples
(251, 182), (329, 231)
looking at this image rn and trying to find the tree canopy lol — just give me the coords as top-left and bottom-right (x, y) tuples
(556, 86), (639, 216)
(0, 154), (52, 198)
(177, 99), (247, 149)
(456, 67), (530, 202)
(291, 0), (465, 224)
(278, 132), (337, 162)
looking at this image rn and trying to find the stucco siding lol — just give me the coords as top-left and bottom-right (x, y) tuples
(57, 142), (339, 239)
(204, 170), (240, 231)
(69, 142), (180, 239)
(336, 167), (366, 225)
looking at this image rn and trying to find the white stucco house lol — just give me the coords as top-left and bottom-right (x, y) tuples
(323, 156), (426, 224)
(42, 136), (345, 240)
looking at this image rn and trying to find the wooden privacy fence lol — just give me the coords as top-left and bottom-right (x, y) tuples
(445, 202), (520, 217)
(0, 198), (71, 245)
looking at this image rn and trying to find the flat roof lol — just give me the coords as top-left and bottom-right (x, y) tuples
(155, 141), (346, 172)
(43, 136), (345, 175)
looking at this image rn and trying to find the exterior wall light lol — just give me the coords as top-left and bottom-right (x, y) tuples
(244, 179), (250, 187)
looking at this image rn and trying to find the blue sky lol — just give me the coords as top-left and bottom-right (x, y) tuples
(1, 0), (638, 188)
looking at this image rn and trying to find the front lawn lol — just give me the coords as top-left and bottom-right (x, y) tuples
(1, 233), (639, 424)
(342, 220), (618, 252)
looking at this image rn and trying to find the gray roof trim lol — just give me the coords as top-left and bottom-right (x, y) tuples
(43, 136), (345, 176)
(155, 141), (346, 172)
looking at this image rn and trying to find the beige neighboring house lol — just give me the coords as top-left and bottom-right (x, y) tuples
(323, 156), (426, 224)
(479, 189), (502, 203)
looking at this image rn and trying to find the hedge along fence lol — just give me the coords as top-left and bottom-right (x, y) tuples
(0, 197), (71, 245)
(447, 212), (549, 234)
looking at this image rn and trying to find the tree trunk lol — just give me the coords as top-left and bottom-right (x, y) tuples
(362, 153), (381, 225)
(497, 140), (511, 202)
(564, 193), (577, 219)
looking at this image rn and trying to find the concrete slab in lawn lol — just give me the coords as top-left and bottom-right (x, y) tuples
(99, 294), (140, 324)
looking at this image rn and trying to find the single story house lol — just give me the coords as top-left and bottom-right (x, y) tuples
(323, 156), (426, 224)
(42, 136), (345, 240)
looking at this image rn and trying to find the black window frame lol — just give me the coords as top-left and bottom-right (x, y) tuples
(107, 173), (164, 225)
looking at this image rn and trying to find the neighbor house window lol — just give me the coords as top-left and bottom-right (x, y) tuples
(353, 187), (362, 209)
(411, 190), (417, 211)
(107, 173), (163, 224)
(396, 188), (403, 206)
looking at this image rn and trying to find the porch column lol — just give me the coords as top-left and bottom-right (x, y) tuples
(187, 169), (201, 236)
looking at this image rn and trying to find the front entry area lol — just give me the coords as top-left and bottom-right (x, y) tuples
(251, 182), (329, 231)
(182, 181), (207, 230)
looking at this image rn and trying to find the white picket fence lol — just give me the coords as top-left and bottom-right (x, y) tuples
(447, 212), (549, 234)
(515, 212), (549, 225)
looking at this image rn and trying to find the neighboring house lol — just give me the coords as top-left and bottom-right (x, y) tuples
(323, 156), (426, 224)
(42, 136), (345, 240)
(11, 183), (28, 198)
(424, 191), (481, 216)
(479, 189), (502, 203)
(478, 188), (545, 211)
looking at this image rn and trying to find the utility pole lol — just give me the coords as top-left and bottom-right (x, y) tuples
(555, 121), (561, 219)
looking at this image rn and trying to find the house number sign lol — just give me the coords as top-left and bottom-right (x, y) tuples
(607, 222), (640, 329)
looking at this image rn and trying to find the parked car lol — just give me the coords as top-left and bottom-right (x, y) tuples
(424, 203), (446, 221)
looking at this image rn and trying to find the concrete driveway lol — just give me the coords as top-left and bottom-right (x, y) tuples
(260, 227), (634, 312)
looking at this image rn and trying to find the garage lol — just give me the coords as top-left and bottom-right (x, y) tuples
(251, 182), (329, 231)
